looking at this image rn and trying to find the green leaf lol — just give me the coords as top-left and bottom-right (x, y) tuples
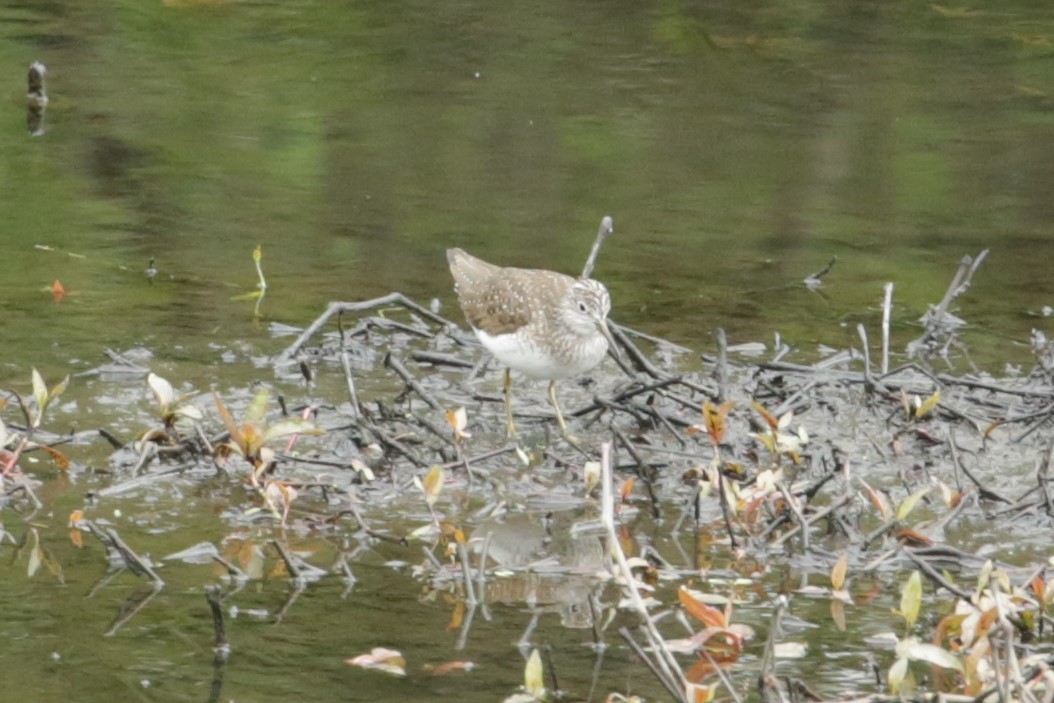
(915, 390), (941, 418)
(49, 375), (69, 402)
(896, 488), (930, 521)
(245, 388), (271, 425)
(27, 528), (41, 578)
(262, 419), (324, 443)
(31, 368), (47, 415)
(888, 656), (908, 695)
(900, 571), (922, 628)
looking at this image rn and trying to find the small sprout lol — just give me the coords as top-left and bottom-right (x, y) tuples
(583, 460), (600, 494)
(896, 488), (930, 521)
(445, 407), (471, 441)
(688, 400), (734, 446)
(897, 570), (922, 629)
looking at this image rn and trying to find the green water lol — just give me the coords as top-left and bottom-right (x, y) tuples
(4, 1), (1054, 700)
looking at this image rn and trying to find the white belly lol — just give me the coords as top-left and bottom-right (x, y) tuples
(475, 328), (608, 380)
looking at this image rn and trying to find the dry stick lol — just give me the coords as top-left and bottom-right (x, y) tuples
(881, 282), (893, 375)
(771, 379), (819, 420)
(1039, 436), (1054, 517)
(857, 324), (876, 392)
(599, 442), (686, 701)
(609, 324), (669, 380)
(581, 215), (614, 280)
(776, 481), (809, 552)
(772, 493), (853, 548)
(611, 425), (661, 519)
(714, 328), (729, 403)
(619, 325), (692, 354)
(368, 424), (427, 467)
(409, 350), (475, 369)
(337, 312), (362, 420)
(275, 293), (455, 365)
(935, 250), (989, 328)
(384, 352), (443, 411)
(717, 472), (739, 551)
(947, 429), (1012, 503)
(903, 547), (974, 602)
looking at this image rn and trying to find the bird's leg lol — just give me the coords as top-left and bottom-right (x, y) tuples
(548, 380), (582, 447)
(503, 368), (518, 438)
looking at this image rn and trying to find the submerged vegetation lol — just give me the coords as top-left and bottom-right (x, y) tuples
(4, 247), (1054, 702)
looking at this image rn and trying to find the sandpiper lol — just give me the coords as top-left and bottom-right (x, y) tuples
(447, 248), (615, 441)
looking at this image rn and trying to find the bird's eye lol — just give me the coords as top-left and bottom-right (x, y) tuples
(578, 302), (587, 313)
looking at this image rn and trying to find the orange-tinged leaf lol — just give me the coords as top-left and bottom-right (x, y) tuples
(831, 552), (848, 590)
(896, 529), (933, 547)
(752, 402), (778, 431)
(858, 478), (892, 521)
(38, 444), (69, 471)
(423, 660), (475, 675)
(620, 477), (636, 503)
(445, 407), (471, 440)
(446, 600), (465, 630)
(679, 586), (726, 628)
(702, 401), (734, 445)
(214, 393), (240, 443)
(1031, 576), (1045, 604)
(687, 682), (718, 703)
(50, 279), (66, 302)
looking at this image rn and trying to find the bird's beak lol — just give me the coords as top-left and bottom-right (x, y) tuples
(598, 318), (620, 358)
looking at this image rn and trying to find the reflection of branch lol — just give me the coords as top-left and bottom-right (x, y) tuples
(103, 583), (163, 637)
(206, 586), (231, 656)
(600, 442), (686, 702)
(82, 521), (164, 586)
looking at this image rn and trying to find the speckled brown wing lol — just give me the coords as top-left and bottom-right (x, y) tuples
(447, 249), (573, 336)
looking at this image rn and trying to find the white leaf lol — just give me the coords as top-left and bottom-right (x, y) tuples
(902, 640), (963, 671)
(147, 373), (175, 408)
